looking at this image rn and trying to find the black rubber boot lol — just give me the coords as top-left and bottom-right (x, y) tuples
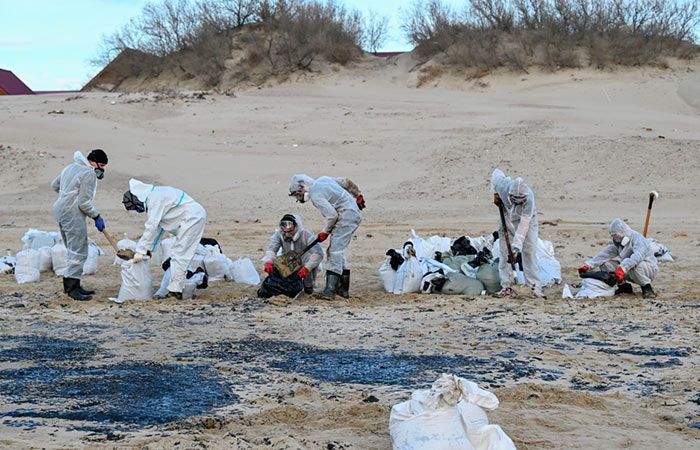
(63, 277), (92, 301)
(77, 280), (95, 296)
(167, 291), (183, 300)
(304, 279), (314, 295)
(337, 269), (350, 298)
(642, 284), (656, 299)
(615, 282), (634, 295)
(317, 271), (341, 299)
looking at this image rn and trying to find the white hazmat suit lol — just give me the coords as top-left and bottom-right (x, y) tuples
(490, 169), (542, 295)
(51, 151), (100, 279)
(586, 218), (659, 286)
(262, 214), (323, 291)
(289, 174), (362, 275)
(129, 179), (207, 294)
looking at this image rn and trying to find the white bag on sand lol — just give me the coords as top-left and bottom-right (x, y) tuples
(493, 238), (562, 287)
(21, 229), (60, 250)
(393, 255), (425, 295)
(575, 278), (615, 299)
(390, 374), (515, 450)
(82, 242), (102, 275)
(116, 259), (152, 301)
(183, 271), (206, 300)
(38, 247), (53, 272)
(15, 249), (41, 284)
(203, 245), (229, 281)
(379, 257), (397, 292)
(410, 230), (452, 260)
(51, 243), (67, 276)
(230, 257), (260, 285)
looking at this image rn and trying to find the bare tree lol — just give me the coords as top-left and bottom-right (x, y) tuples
(362, 13), (389, 53)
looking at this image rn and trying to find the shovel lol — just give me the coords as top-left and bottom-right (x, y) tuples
(496, 197), (518, 286)
(102, 229), (135, 260)
(273, 237), (320, 278)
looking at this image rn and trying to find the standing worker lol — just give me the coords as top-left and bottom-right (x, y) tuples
(490, 168), (544, 299)
(122, 178), (207, 299)
(289, 174), (365, 299)
(51, 149), (108, 301)
(579, 218), (658, 298)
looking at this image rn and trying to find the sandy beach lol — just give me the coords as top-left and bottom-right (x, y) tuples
(1, 57), (699, 448)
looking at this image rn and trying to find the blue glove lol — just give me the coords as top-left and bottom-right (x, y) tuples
(94, 216), (105, 232)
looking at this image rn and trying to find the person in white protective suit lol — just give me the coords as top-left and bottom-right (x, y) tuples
(579, 218), (659, 298)
(122, 178), (207, 300)
(289, 174), (365, 299)
(51, 149), (108, 301)
(262, 214), (324, 294)
(490, 168), (544, 299)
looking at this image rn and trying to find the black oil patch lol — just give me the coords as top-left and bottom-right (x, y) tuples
(0, 362), (236, 427)
(185, 335), (561, 387)
(0, 335), (101, 363)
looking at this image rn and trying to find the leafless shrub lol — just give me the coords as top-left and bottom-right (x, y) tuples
(362, 13), (389, 53)
(403, 0), (700, 72)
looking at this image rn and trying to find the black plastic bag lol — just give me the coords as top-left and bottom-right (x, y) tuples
(257, 269), (304, 299)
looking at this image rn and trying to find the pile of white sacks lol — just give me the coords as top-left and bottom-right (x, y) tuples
(11, 229), (104, 284)
(380, 230), (562, 296)
(113, 237), (260, 302)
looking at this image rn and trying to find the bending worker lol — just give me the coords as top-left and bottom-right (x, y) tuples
(289, 174), (365, 299)
(490, 168), (544, 299)
(51, 149), (108, 301)
(262, 214), (324, 294)
(122, 178), (207, 299)
(579, 218), (658, 298)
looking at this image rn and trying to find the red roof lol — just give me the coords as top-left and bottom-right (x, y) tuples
(0, 69), (34, 95)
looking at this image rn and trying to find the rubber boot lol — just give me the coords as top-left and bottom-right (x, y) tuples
(77, 280), (95, 296)
(642, 284), (656, 299)
(304, 278), (314, 295)
(167, 291), (183, 300)
(615, 282), (634, 295)
(337, 269), (350, 298)
(317, 271), (341, 299)
(63, 277), (92, 301)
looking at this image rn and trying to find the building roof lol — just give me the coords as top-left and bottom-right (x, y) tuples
(0, 69), (34, 95)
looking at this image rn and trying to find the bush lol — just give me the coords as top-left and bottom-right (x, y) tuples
(403, 0), (700, 72)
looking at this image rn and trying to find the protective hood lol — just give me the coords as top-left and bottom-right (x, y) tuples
(490, 168), (507, 193)
(74, 151), (90, 167)
(129, 178), (155, 202)
(609, 218), (631, 237)
(282, 213), (304, 241)
(508, 177), (529, 197)
(289, 174), (316, 193)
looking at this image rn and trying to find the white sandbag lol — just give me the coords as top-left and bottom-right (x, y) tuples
(15, 249), (41, 284)
(422, 258), (457, 274)
(648, 238), (673, 262)
(393, 255), (425, 295)
(82, 242), (102, 275)
(536, 238), (562, 286)
(390, 374), (515, 450)
(203, 245), (229, 281)
(575, 278), (615, 299)
(493, 238), (561, 287)
(410, 230), (452, 260)
(38, 247), (53, 272)
(117, 259), (153, 301)
(51, 243), (67, 277)
(1, 255), (17, 274)
(230, 257), (261, 285)
(21, 229), (60, 250)
(379, 257), (397, 292)
(183, 271), (206, 300)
